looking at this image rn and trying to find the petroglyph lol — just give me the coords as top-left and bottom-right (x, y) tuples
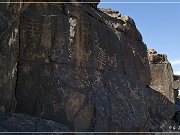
(130, 90), (140, 100)
(94, 31), (107, 70)
(117, 91), (126, 101)
(41, 16), (51, 48)
(25, 17), (42, 38)
(1, 3), (174, 132)
(129, 103), (141, 124)
(8, 28), (18, 47)
(94, 71), (103, 85)
(128, 43), (149, 68)
(97, 47), (106, 70)
(108, 54), (117, 68)
(94, 31), (118, 69)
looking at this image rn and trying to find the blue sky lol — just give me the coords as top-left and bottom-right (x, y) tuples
(98, 0), (180, 75)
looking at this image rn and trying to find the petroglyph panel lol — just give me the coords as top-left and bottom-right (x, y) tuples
(93, 31), (107, 70)
(20, 15), (45, 61)
(11, 3), (172, 132)
(104, 71), (150, 131)
(90, 19), (122, 71)
(50, 15), (72, 64)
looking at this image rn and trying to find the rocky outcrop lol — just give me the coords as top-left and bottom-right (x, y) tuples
(148, 49), (167, 64)
(14, 4), (152, 131)
(99, 8), (121, 18)
(0, 3), (176, 133)
(147, 49), (175, 124)
(148, 49), (174, 103)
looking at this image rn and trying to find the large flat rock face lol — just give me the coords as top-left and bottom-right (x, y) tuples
(150, 64), (174, 102)
(148, 49), (174, 103)
(0, 3), (175, 132)
(14, 4), (152, 131)
(148, 49), (175, 122)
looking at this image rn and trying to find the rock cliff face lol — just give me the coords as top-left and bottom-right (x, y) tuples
(147, 49), (175, 131)
(148, 49), (175, 117)
(0, 2), (176, 132)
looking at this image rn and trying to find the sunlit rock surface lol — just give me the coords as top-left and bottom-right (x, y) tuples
(0, 2), (176, 132)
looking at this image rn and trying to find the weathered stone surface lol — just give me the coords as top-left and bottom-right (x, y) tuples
(0, 113), (70, 132)
(148, 49), (167, 64)
(148, 49), (174, 102)
(174, 75), (180, 90)
(148, 49), (175, 123)
(99, 8), (143, 42)
(99, 8), (121, 18)
(0, 3), (21, 113)
(11, 3), (155, 132)
(0, 2), (176, 133)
